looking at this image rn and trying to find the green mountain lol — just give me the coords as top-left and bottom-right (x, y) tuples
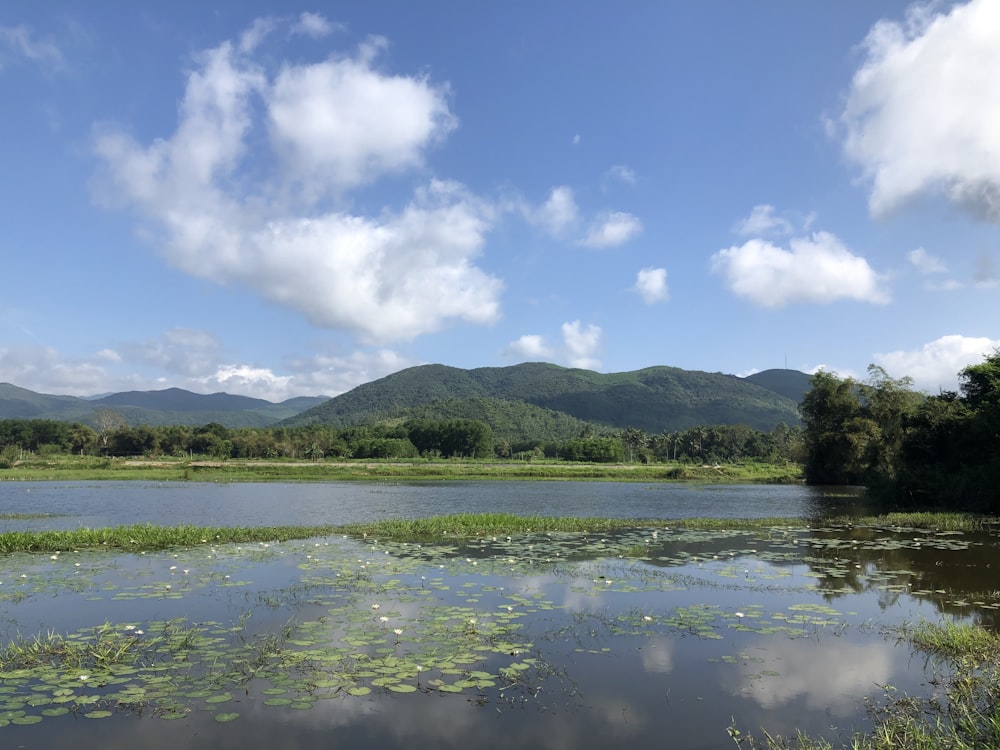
(0, 383), (327, 428)
(282, 362), (804, 433)
(743, 369), (813, 403)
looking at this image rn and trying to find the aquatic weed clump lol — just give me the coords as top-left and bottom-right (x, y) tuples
(0, 524), (336, 553)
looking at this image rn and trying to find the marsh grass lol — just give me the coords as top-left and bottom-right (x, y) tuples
(333, 513), (808, 541)
(0, 523), (335, 553)
(0, 619), (199, 672)
(824, 512), (998, 532)
(905, 620), (1000, 662)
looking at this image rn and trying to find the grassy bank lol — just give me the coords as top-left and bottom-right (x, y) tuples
(0, 455), (802, 483)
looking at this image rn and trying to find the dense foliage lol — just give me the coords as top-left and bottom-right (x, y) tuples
(0, 416), (802, 467)
(800, 352), (1000, 511)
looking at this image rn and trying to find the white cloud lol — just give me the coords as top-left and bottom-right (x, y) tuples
(123, 328), (224, 378)
(0, 24), (62, 70)
(0, 333), (412, 401)
(908, 247), (947, 274)
(605, 164), (636, 186)
(503, 334), (553, 361)
(711, 231), (889, 307)
(93, 21), (500, 345)
(733, 204), (793, 236)
(532, 186), (579, 236)
(633, 267), (668, 304)
(0, 345), (115, 396)
(874, 334), (1000, 392)
(562, 320), (602, 369)
(839, 0), (1000, 221)
(572, 134), (581, 145)
(582, 211), (642, 248)
(268, 35), (456, 196)
(291, 12), (337, 38)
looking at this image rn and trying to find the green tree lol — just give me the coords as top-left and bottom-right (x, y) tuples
(800, 371), (867, 484)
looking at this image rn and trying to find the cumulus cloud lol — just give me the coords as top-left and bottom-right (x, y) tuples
(874, 334), (1000, 392)
(582, 211), (642, 248)
(532, 186), (579, 236)
(502, 322), (602, 369)
(733, 204), (793, 236)
(0, 24), (62, 70)
(93, 18), (500, 345)
(562, 320), (602, 369)
(839, 0), (1000, 221)
(711, 231), (889, 307)
(633, 267), (668, 303)
(268, 35), (456, 196)
(503, 334), (553, 361)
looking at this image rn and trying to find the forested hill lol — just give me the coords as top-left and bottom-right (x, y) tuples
(743, 369), (813, 404)
(281, 362), (805, 433)
(0, 383), (328, 428)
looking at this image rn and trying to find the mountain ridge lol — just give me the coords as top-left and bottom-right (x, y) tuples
(0, 383), (328, 428)
(281, 362), (808, 434)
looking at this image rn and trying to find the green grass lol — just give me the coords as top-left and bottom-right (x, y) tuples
(0, 523), (335, 553)
(905, 620), (1000, 662)
(824, 512), (997, 532)
(334, 513), (812, 541)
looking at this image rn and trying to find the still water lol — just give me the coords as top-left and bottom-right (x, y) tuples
(0, 480), (994, 749)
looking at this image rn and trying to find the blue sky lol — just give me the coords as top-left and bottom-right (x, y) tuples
(2, 1), (998, 401)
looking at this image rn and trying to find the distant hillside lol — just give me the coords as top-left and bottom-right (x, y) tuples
(0, 383), (327, 428)
(282, 362), (804, 433)
(742, 369), (813, 404)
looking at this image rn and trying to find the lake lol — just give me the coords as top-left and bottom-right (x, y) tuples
(0, 480), (995, 749)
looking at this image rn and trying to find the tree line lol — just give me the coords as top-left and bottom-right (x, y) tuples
(0, 413), (802, 466)
(800, 351), (1000, 512)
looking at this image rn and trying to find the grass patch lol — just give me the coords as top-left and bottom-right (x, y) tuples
(0, 523), (335, 553)
(905, 620), (1000, 662)
(824, 512), (998, 532)
(0, 620), (197, 671)
(333, 513), (806, 541)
